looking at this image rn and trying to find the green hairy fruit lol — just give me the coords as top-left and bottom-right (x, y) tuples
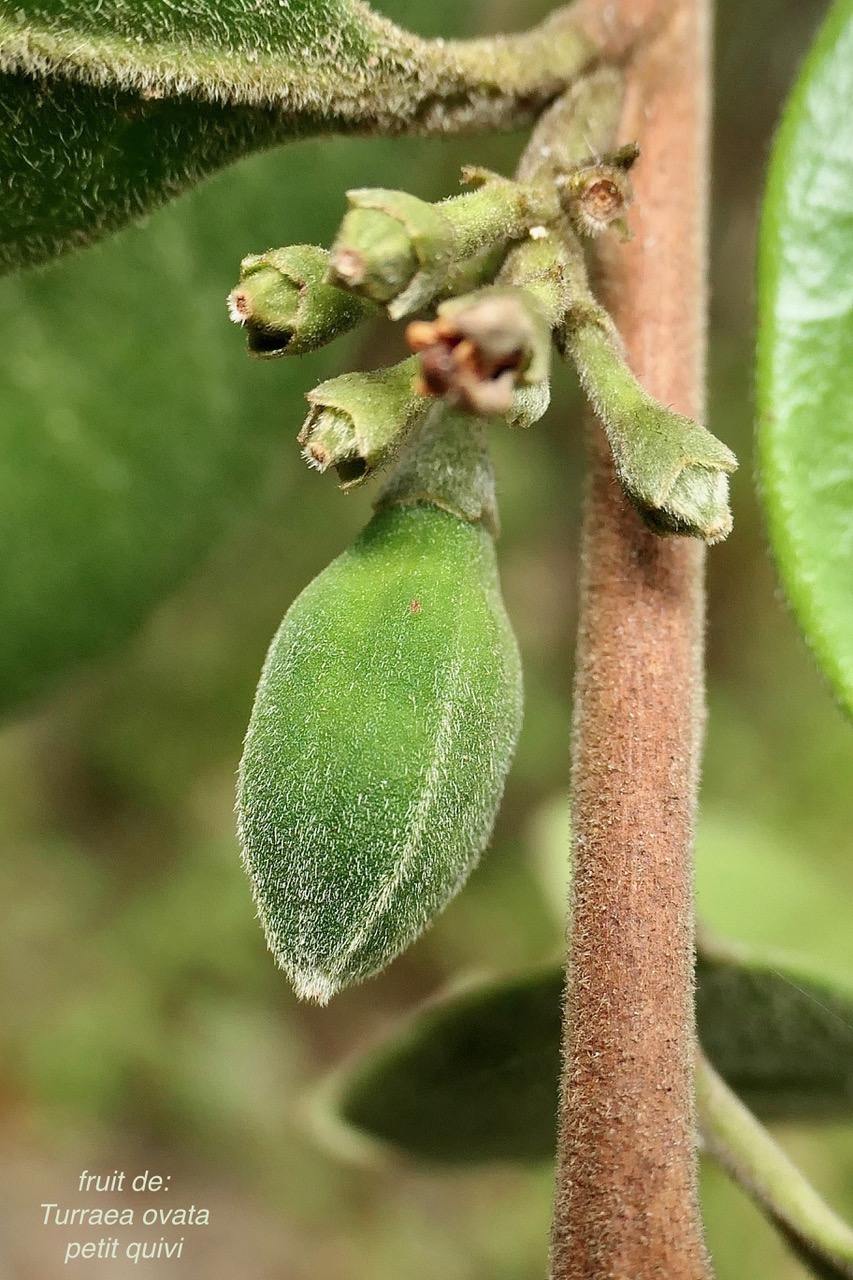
(237, 502), (522, 1004)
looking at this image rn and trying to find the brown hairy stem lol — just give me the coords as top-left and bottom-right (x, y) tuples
(550, 1), (714, 1277)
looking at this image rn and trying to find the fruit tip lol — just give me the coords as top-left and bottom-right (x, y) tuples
(290, 966), (340, 1006)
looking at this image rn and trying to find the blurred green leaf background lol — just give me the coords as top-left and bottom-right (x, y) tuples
(0, 0), (851, 1276)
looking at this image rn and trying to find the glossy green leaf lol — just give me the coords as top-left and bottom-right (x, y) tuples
(331, 941), (853, 1162)
(0, 2), (592, 273)
(237, 500), (523, 1004)
(757, 0), (853, 716)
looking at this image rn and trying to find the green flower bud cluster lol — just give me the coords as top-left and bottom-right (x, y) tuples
(228, 169), (571, 495)
(228, 156), (736, 545)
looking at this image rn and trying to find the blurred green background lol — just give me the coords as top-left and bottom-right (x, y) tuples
(1, 0), (851, 1275)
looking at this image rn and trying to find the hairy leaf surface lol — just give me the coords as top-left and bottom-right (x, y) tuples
(0, 1), (591, 272)
(757, 0), (853, 717)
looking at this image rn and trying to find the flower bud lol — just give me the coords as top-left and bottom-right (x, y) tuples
(327, 189), (452, 319)
(327, 179), (560, 320)
(228, 245), (375, 357)
(237, 501), (522, 1003)
(640, 466), (733, 544)
(325, 209), (419, 305)
(299, 358), (428, 490)
(565, 315), (737, 543)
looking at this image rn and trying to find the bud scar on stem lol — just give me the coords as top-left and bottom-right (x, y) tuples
(232, 72), (736, 542)
(557, 142), (639, 239)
